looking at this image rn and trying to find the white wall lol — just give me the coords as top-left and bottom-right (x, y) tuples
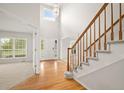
(0, 31), (33, 63)
(0, 4), (41, 63)
(0, 3), (40, 27)
(60, 37), (74, 61)
(60, 3), (103, 61)
(0, 4), (40, 34)
(61, 3), (103, 39)
(0, 13), (32, 33)
(40, 4), (61, 60)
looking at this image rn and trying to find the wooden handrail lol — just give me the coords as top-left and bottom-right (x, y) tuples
(86, 14), (124, 51)
(71, 3), (108, 49)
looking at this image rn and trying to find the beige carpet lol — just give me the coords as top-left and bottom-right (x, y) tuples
(0, 62), (33, 90)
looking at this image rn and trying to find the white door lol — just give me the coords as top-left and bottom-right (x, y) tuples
(41, 39), (58, 60)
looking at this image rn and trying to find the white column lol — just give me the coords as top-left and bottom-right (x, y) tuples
(33, 29), (40, 74)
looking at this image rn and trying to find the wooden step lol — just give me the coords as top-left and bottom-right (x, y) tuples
(107, 40), (124, 44)
(96, 50), (111, 53)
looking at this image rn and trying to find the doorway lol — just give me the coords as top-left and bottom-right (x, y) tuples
(41, 39), (59, 60)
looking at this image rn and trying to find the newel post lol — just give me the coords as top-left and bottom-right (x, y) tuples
(67, 48), (70, 71)
(64, 48), (73, 79)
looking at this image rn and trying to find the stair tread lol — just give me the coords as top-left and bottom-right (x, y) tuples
(82, 62), (89, 66)
(96, 50), (111, 53)
(107, 40), (124, 44)
(87, 57), (98, 60)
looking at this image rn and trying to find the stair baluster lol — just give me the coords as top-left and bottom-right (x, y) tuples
(86, 32), (88, 62)
(98, 15), (101, 50)
(90, 27), (92, 57)
(83, 36), (85, 62)
(80, 40), (82, 66)
(111, 3), (114, 41)
(119, 3), (122, 40)
(94, 22), (96, 57)
(104, 8), (107, 50)
(77, 45), (79, 71)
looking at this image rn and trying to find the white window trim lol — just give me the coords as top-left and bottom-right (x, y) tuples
(0, 37), (27, 59)
(14, 38), (27, 59)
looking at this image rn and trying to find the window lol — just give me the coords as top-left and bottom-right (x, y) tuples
(43, 8), (56, 21)
(0, 38), (27, 58)
(15, 39), (26, 57)
(43, 7), (59, 21)
(0, 38), (13, 58)
(41, 40), (44, 51)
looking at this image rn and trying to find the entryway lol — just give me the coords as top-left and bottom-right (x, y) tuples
(41, 39), (59, 60)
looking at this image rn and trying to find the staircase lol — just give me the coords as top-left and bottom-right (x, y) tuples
(65, 3), (124, 89)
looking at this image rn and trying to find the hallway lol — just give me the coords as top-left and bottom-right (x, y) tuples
(11, 60), (86, 90)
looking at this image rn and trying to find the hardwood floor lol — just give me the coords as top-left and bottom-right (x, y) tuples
(11, 60), (86, 90)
